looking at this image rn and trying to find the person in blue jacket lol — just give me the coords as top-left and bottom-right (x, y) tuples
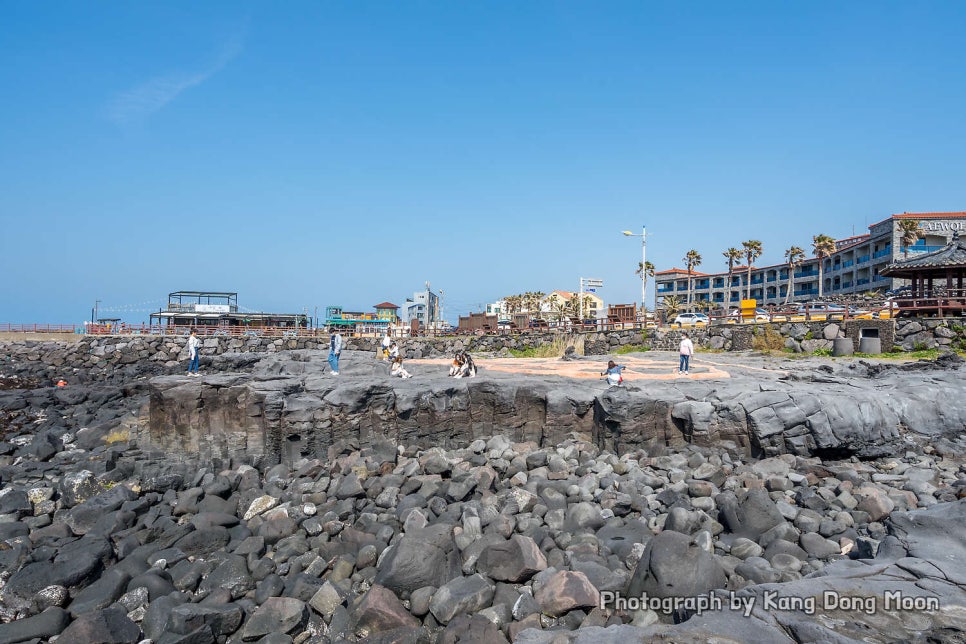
(602, 360), (625, 386)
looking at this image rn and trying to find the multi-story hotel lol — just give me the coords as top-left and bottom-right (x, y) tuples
(655, 211), (966, 310)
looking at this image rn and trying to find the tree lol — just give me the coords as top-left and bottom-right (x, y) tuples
(546, 294), (567, 322)
(684, 250), (702, 310)
(722, 247), (742, 309)
(662, 295), (682, 320)
(783, 246), (806, 305)
(635, 260), (655, 313)
(523, 291), (545, 317)
(568, 294), (593, 320)
(898, 219), (921, 258)
(812, 234), (837, 298)
(741, 240), (763, 301)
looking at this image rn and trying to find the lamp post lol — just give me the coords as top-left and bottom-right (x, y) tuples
(622, 227), (648, 320)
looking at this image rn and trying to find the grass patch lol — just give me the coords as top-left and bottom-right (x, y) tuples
(615, 344), (649, 355)
(509, 336), (584, 359)
(104, 428), (130, 445)
(812, 347), (832, 357)
(858, 348), (947, 360)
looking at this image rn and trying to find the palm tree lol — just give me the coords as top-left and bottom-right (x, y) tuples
(741, 240), (763, 301)
(783, 246), (805, 305)
(662, 295), (682, 321)
(546, 294), (567, 322)
(506, 294), (526, 318)
(567, 294), (593, 320)
(635, 260), (655, 313)
(684, 250), (702, 310)
(898, 219), (921, 258)
(722, 247), (742, 309)
(812, 234), (837, 298)
(522, 291), (545, 317)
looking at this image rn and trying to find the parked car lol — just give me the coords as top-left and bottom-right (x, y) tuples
(672, 313), (710, 327)
(726, 308), (771, 323)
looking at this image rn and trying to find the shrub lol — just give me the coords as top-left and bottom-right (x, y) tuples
(812, 347), (832, 357)
(751, 326), (785, 352)
(104, 428), (130, 445)
(509, 335), (584, 358)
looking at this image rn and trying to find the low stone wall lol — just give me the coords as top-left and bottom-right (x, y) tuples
(3, 317), (966, 381)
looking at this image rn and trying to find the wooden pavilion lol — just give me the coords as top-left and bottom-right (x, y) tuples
(879, 231), (966, 316)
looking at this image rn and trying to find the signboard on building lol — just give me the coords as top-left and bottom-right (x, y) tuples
(921, 221), (965, 232)
(195, 304), (231, 313)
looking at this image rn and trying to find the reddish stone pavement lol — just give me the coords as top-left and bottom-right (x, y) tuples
(409, 353), (791, 381)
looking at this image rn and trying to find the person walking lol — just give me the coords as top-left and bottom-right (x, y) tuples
(679, 332), (694, 375)
(328, 330), (343, 375)
(187, 328), (201, 376)
(381, 330), (392, 361)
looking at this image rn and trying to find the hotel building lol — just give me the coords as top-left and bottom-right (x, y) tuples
(654, 211), (966, 310)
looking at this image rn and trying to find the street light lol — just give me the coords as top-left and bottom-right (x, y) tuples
(622, 227), (648, 319)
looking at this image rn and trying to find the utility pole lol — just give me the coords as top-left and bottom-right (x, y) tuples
(94, 300), (100, 324)
(622, 227), (648, 319)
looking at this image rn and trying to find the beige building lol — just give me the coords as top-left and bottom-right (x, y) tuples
(540, 290), (603, 320)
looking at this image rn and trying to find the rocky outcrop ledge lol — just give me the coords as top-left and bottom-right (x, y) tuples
(147, 350), (966, 468)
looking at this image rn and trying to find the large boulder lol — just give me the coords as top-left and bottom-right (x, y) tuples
(626, 530), (727, 599)
(350, 584), (420, 636)
(374, 524), (462, 596)
(716, 489), (786, 540)
(429, 574), (495, 624)
(534, 571), (600, 617)
(476, 535), (547, 583)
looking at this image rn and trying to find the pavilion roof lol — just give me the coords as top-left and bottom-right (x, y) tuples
(880, 231), (966, 276)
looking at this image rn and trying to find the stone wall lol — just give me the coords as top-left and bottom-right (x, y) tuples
(4, 317), (966, 381)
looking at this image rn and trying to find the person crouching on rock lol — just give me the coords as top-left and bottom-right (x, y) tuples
(449, 351), (477, 378)
(390, 356), (413, 379)
(602, 360), (625, 386)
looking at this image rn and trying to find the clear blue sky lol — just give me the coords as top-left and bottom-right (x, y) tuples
(3, 2), (966, 324)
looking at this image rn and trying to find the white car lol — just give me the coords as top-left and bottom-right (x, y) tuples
(672, 313), (710, 327)
(727, 308), (771, 322)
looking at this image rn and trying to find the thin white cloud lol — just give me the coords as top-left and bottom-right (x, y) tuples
(107, 31), (244, 126)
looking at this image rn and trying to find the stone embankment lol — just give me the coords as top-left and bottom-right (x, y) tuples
(146, 350), (966, 470)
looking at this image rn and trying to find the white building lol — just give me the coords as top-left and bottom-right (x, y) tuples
(402, 284), (441, 328)
(654, 211), (966, 310)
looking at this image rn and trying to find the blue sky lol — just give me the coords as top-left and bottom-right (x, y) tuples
(3, 2), (966, 324)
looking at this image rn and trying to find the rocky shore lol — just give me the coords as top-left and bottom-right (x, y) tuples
(0, 340), (965, 642)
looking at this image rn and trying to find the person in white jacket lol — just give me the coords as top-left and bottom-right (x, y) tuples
(679, 332), (694, 375)
(390, 356), (412, 378)
(186, 328), (201, 376)
(381, 331), (392, 361)
(328, 331), (343, 375)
